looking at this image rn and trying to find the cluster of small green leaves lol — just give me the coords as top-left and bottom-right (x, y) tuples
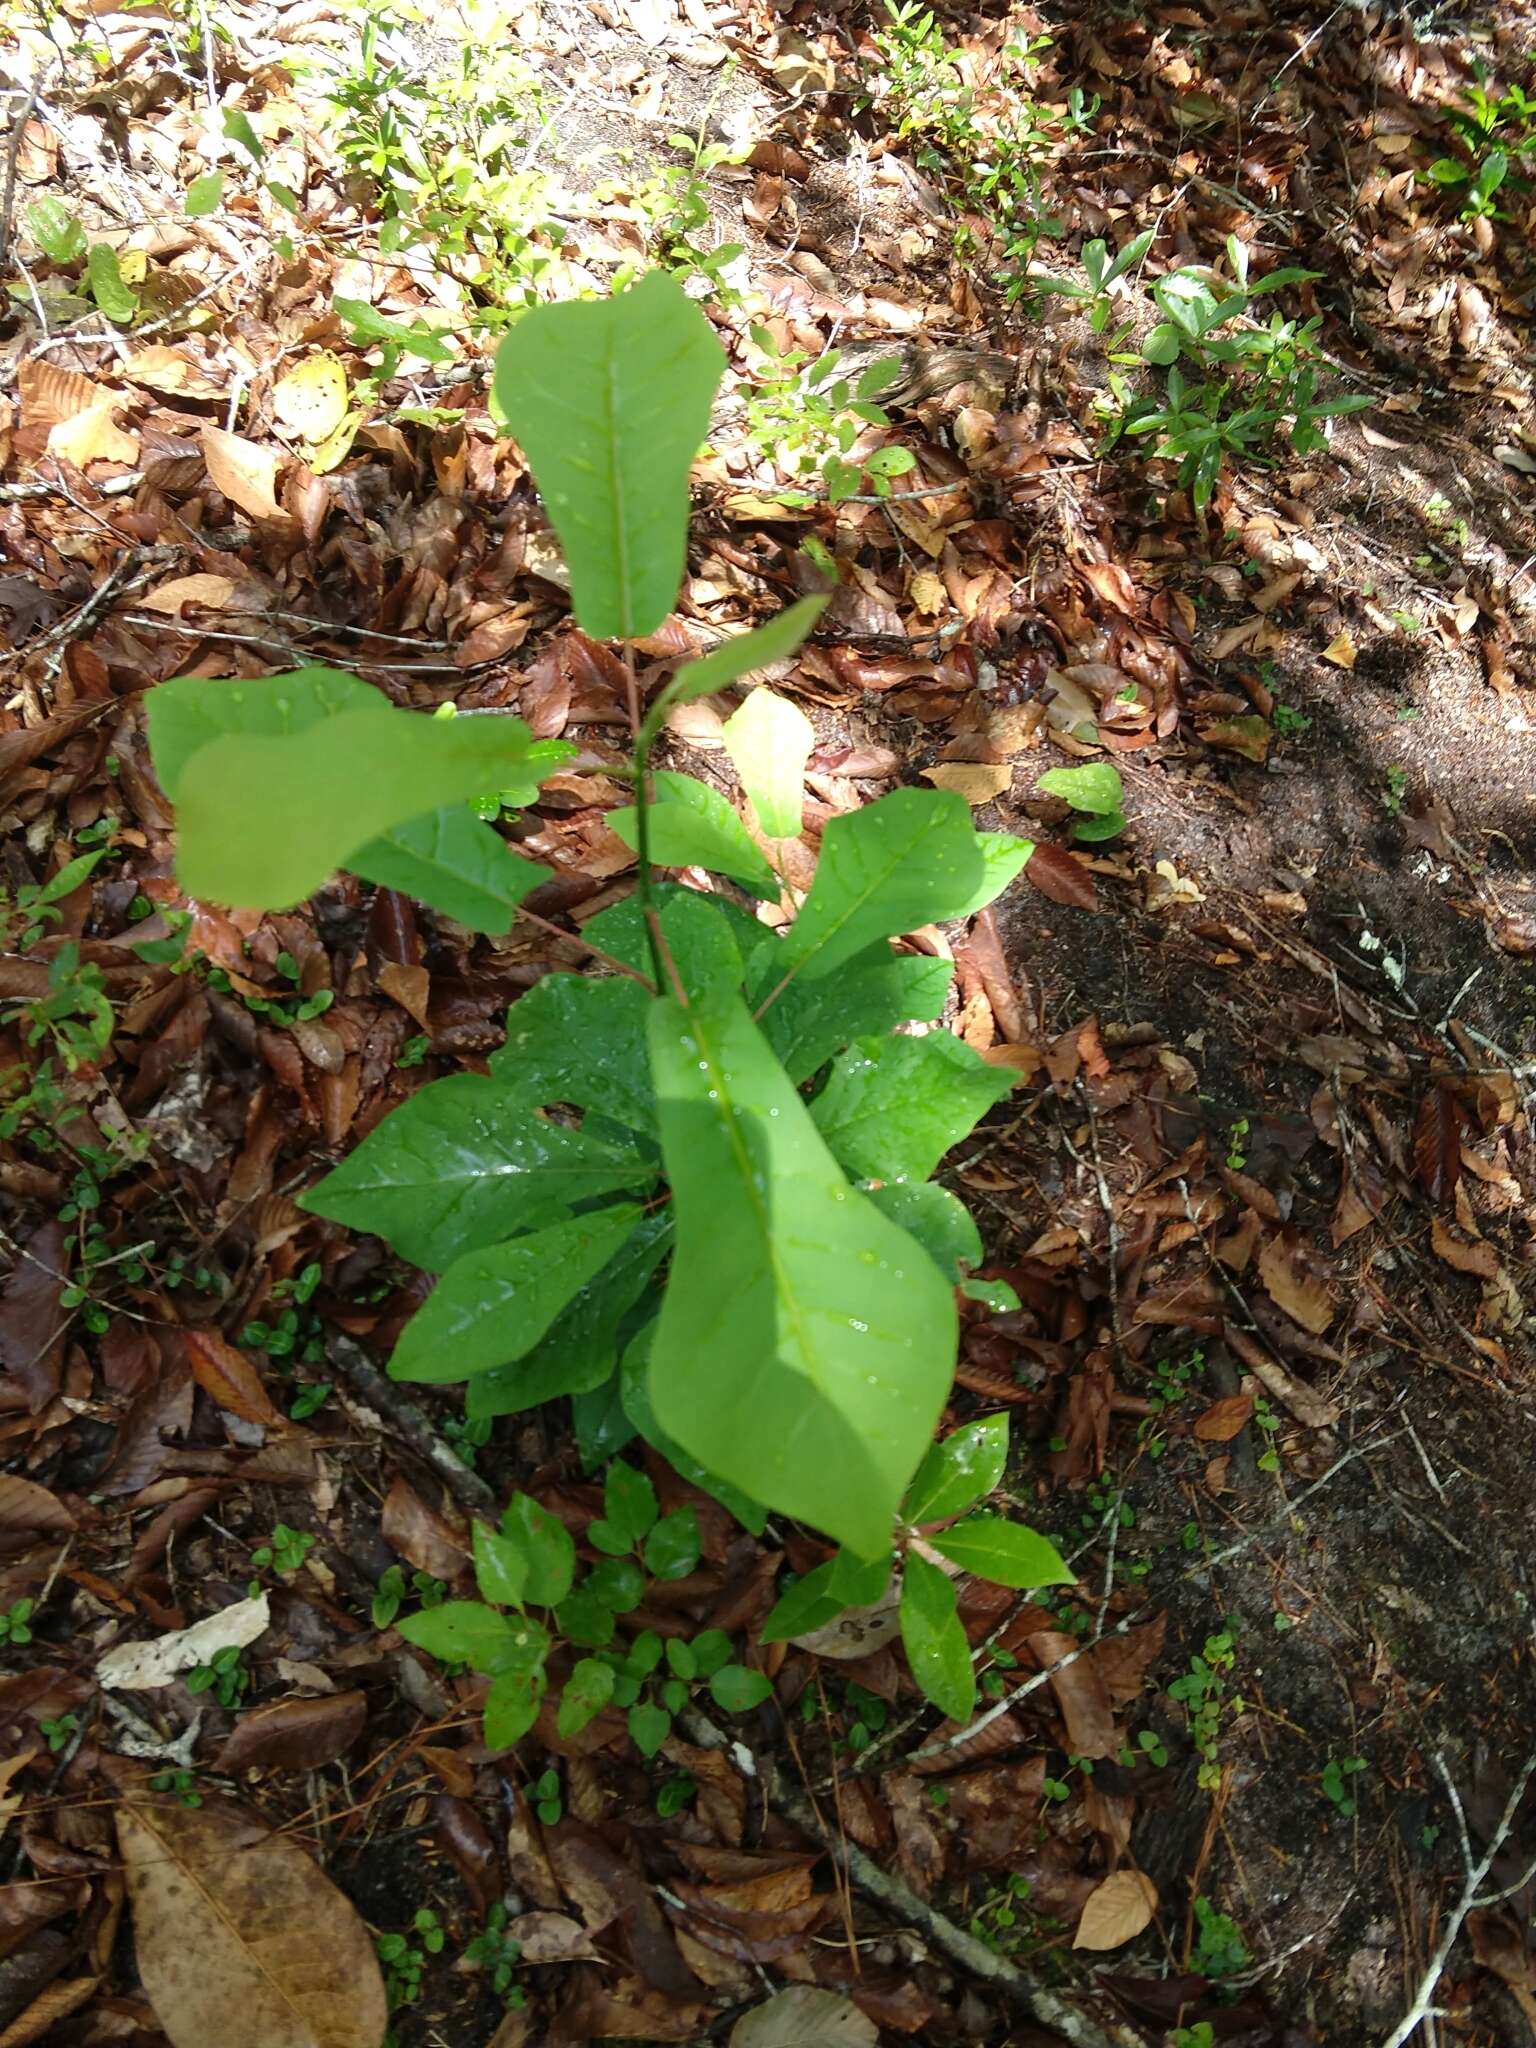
(1188, 1894), (1251, 1981)
(1428, 75), (1536, 219)
(864, 2), (1095, 298)
(377, 1908), (444, 2010)
(762, 1415), (1069, 1723)
(1097, 238), (1370, 513)
(738, 337), (912, 504)
(1167, 1629), (1239, 1791)
(186, 1645), (249, 1710)
(393, 1472), (769, 1754)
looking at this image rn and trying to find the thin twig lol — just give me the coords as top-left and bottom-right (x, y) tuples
(680, 1706), (1143, 2048)
(326, 1333), (495, 1516)
(1379, 1747), (1536, 2048)
(0, 78), (43, 277)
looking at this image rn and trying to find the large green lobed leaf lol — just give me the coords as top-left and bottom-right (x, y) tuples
(493, 272), (725, 639)
(647, 986), (956, 1560)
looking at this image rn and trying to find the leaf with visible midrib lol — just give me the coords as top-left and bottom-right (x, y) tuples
(493, 272), (725, 639)
(113, 1770), (387, 2048)
(780, 788), (986, 981)
(299, 1073), (655, 1270)
(647, 987), (955, 1560)
(174, 708), (548, 910)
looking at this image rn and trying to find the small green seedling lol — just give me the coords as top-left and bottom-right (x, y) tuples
(0, 1600), (35, 1646)
(150, 1768), (202, 1808)
(1035, 227), (1155, 331)
(40, 1713), (79, 1754)
(372, 1565), (446, 1629)
(1322, 1754), (1366, 1817)
(1036, 760), (1126, 842)
(185, 1645), (249, 1710)
(250, 1524), (315, 1577)
(463, 1901), (524, 2003)
(529, 1766), (561, 1825)
(1188, 1894), (1250, 1980)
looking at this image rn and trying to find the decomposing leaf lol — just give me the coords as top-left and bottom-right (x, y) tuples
(1430, 1212), (1499, 1279)
(47, 401), (140, 467)
(141, 574), (243, 616)
(1321, 630), (1357, 669)
(921, 762), (1013, 805)
(730, 1986), (878, 2048)
(1026, 841), (1097, 910)
(215, 1693), (368, 1775)
(112, 1766), (387, 2048)
(97, 1592), (270, 1691)
(1257, 1229), (1334, 1334)
(183, 1329), (284, 1427)
(201, 424), (283, 520)
(1192, 1393), (1253, 1442)
(1413, 1084), (1463, 1203)
(1073, 1869), (1157, 1950)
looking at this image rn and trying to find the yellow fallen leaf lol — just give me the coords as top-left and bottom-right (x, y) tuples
(922, 762), (1013, 805)
(126, 345), (225, 399)
(47, 401), (140, 467)
(1074, 1869), (1158, 1950)
(273, 353), (349, 444)
(1322, 630), (1357, 669)
(909, 569), (947, 615)
(201, 423), (282, 520)
(140, 574), (242, 616)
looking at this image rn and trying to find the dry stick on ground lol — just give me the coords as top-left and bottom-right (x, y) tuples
(680, 1706), (1144, 2048)
(1379, 1745), (1536, 2048)
(327, 1332), (496, 1516)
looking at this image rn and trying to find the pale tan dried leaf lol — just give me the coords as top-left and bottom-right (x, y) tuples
(1257, 1230), (1335, 1334)
(377, 962), (431, 1030)
(97, 1592), (270, 1691)
(921, 762), (1013, 805)
(1245, 1353), (1341, 1431)
(201, 424), (282, 520)
(113, 1771), (387, 2048)
(140, 574), (242, 616)
(47, 401), (140, 467)
(1321, 630), (1357, 669)
(17, 358), (99, 429)
(125, 346), (227, 398)
(730, 1986), (877, 2048)
(504, 1911), (599, 1963)
(1073, 1868), (1157, 1950)
(1430, 1213), (1499, 1279)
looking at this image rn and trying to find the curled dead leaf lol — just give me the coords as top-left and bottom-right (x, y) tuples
(921, 762), (1013, 805)
(183, 1329), (284, 1427)
(201, 424), (283, 521)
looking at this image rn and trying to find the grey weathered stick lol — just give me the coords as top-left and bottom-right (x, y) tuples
(327, 1332), (496, 1516)
(0, 79), (42, 277)
(1379, 1746), (1536, 2048)
(681, 1708), (1142, 2048)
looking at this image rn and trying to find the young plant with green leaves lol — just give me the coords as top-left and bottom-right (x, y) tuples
(153, 274), (1066, 1698)
(1101, 238), (1370, 513)
(1036, 760), (1126, 843)
(1034, 228), (1155, 333)
(738, 334), (910, 504)
(761, 1413), (1070, 1724)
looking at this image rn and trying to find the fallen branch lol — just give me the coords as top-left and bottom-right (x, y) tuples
(681, 1707), (1143, 2048)
(1379, 1745), (1536, 2048)
(327, 1333), (496, 1517)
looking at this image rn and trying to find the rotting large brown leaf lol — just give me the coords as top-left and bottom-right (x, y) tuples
(1028, 1629), (1117, 1758)
(0, 1220), (70, 1412)
(730, 1987), (877, 2048)
(110, 1763), (387, 2048)
(1413, 1082), (1463, 1203)
(183, 1330), (285, 1428)
(214, 1693), (368, 1776)
(1025, 840), (1097, 910)
(1256, 1229), (1334, 1335)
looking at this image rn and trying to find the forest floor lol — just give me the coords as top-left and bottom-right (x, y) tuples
(2, 0), (1536, 2045)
